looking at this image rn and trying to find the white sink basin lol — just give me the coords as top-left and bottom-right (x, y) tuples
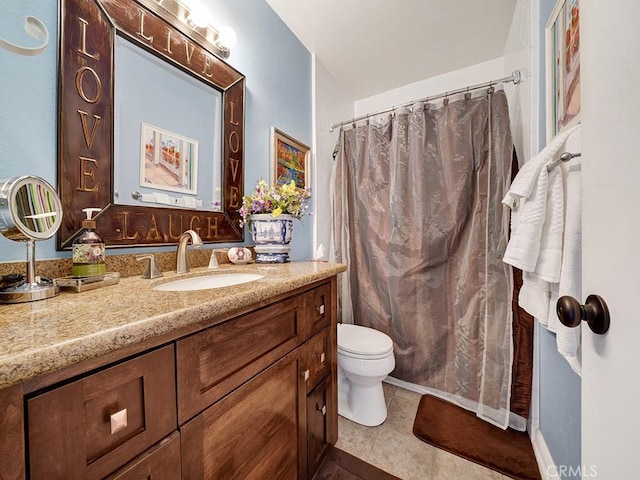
(153, 273), (264, 292)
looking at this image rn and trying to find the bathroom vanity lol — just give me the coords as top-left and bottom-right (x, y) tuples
(0, 262), (344, 479)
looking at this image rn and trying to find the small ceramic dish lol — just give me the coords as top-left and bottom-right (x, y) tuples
(228, 247), (253, 264)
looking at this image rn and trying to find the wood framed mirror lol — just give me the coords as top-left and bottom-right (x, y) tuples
(58, 0), (245, 249)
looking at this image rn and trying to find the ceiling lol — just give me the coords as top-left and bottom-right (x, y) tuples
(265, 0), (518, 100)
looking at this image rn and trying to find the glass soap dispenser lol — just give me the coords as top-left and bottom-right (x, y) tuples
(72, 208), (106, 277)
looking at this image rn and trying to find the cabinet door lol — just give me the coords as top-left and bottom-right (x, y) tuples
(306, 375), (332, 479)
(181, 350), (305, 479)
(104, 432), (181, 480)
(27, 345), (176, 480)
(177, 296), (302, 423)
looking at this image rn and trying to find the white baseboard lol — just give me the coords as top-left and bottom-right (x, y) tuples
(531, 427), (556, 480)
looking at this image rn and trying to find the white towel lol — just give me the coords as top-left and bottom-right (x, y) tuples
(534, 166), (564, 283)
(504, 124), (583, 374)
(516, 166), (564, 325)
(502, 124), (580, 208)
(547, 159), (583, 375)
(153, 192), (172, 204)
(502, 126), (578, 274)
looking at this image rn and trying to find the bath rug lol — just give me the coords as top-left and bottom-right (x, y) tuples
(314, 447), (401, 480)
(413, 395), (541, 480)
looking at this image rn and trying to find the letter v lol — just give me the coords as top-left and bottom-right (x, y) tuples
(78, 110), (102, 149)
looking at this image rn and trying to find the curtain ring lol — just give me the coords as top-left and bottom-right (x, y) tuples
(352, 118), (356, 129)
(424, 103), (430, 111)
(366, 115), (370, 125)
(391, 107), (396, 118)
(464, 86), (472, 100)
(443, 93), (449, 106)
(487, 85), (495, 95)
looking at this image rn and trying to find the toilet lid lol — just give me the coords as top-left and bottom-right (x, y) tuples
(338, 324), (394, 357)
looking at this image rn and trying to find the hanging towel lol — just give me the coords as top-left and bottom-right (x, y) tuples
(502, 125), (578, 274)
(503, 124), (582, 374)
(547, 158), (583, 375)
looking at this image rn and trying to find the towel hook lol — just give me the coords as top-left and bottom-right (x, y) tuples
(0, 15), (49, 56)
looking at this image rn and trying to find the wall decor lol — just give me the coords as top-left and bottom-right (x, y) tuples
(57, 0), (245, 248)
(140, 123), (199, 195)
(270, 127), (310, 189)
(545, 0), (580, 141)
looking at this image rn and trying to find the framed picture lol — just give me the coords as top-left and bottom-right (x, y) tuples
(140, 123), (198, 195)
(545, 0), (581, 141)
(270, 127), (310, 189)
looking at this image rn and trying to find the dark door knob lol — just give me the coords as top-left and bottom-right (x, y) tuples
(556, 294), (610, 334)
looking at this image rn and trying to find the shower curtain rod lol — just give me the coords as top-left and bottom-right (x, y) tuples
(329, 69), (522, 132)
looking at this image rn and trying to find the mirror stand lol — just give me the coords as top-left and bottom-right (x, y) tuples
(0, 239), (58, 304)
(0, 176), (63, 304)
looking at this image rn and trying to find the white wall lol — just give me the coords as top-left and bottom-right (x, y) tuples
(354, 57), (505, 117)
(503, 0), (536, 166)
(312, 57), (354, 260)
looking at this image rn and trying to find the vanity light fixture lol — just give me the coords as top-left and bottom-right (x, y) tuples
(177, 0), (237, 57)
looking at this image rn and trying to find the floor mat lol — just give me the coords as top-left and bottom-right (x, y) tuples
(314, 447), (401, 480)
(413, 395), (541, 480)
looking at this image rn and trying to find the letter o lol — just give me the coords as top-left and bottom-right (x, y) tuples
(75, 66), (103, 104)
(228, 130), (240, 153)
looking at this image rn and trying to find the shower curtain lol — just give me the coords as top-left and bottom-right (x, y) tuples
(332, 89), (515, 428)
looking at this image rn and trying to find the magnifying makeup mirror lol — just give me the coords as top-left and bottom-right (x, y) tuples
(0, 175), (63, 303)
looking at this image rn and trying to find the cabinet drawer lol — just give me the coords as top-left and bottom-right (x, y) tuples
(177, 296), (302, 423)
(303, 282), (332, 339)
(27, 345), (176, 480)
(304, 327), (330, 393)
(105, 431), (181, 480)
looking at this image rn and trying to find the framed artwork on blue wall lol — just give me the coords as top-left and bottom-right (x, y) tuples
(270, 127), (310, 189)
(545, 0), (581, 141)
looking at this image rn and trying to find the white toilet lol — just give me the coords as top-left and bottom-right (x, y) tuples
(337, 323), (395, 426)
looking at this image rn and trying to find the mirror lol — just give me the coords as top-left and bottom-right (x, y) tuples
(114, 36), (223, 211)
(0, 176), (63, 303)
(57, 0), (245, 249)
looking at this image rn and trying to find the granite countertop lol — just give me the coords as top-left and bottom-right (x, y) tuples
(0, 261), (346, 389)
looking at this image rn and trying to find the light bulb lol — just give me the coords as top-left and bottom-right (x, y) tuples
(184, 0), (211, 28)
(216, 26), (237, 50)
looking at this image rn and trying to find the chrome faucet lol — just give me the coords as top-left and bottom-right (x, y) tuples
(176, 230), (203, 274)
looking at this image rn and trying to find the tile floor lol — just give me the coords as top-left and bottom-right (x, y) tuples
(335, 383), (511, 480)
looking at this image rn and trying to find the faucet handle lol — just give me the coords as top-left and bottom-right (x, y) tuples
(135, 254), (163, 279)
(207, 249), (225, 270)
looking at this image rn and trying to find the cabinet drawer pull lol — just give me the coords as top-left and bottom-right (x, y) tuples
(316, 404), (327, 416)
(317, 304), (325, 315)
(303, 369), (310, 381)
(110, 408), (128, 435)
(319, 352), (325, 364)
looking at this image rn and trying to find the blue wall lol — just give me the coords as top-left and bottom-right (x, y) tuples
(538, 0), (582, 476)
(0, 0), (312, 262)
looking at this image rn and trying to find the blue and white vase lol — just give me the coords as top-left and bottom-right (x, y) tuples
(249, 213), (294, 263)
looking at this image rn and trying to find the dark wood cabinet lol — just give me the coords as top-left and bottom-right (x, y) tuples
(176, 295), (302, 424)
(306, 374), (333, 478)
(27, 345), (177, 480)
(181, 350), (304, 479)
(104, 432), (182, 480)
(1, 277), (338, 480)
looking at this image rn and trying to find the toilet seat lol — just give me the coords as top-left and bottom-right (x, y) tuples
(338, 324), (393, 359)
